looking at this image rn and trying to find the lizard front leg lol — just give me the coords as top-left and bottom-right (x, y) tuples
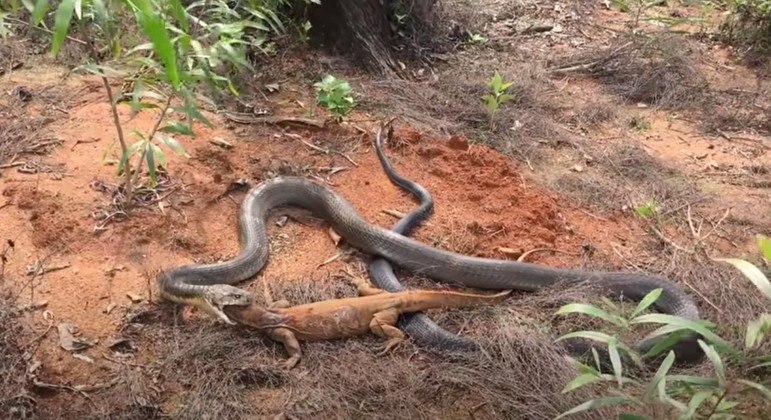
(267, 327), (302, 369)
(347, 272), (386, 296)
(263, 279), (291, 309)
(369, 308), (405, 355)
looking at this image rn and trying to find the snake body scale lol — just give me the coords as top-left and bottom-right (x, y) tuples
(157, 133), (704, 364)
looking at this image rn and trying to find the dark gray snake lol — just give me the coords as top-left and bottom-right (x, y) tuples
(368, 124), (479, 351)
(158, 132), (704, 364)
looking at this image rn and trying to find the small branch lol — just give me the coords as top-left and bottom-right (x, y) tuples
(130, 94), (174, 188)
(102, 76), (134, 206)
(649, 226), (694, 254)
(5, 17), (88, 45)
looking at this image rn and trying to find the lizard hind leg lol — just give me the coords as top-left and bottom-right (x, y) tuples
(369, 308), (405, 355)
(268, 327), (302, 369)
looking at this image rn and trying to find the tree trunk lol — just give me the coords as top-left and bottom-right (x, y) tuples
(308, 0), (409, 78)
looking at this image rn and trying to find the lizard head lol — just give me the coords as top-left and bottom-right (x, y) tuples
(204, 284), (254, 306)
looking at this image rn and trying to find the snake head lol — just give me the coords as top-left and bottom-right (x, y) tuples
(202, 285), (254, 325)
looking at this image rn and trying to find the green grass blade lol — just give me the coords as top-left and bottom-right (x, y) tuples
(136, 12), (180, 91)
(146, 143), (157, 187)
(31, 0), (49, 25)
(681, 390), (714, 419)
(631, 314), (735, 353)
(631, 288), (663, 318)
(667, 375), (719, 388)
(737, 379), (771, 400)
(555, 330), (615, 344)
(556, 303), (625, 327)
(608, 339), (624, 388)
(697, 340), (725, 388)
(759, 234), (771, 260)
(645, 350), (675, 401)
(561, 372), (601, 394)
(555, 396), (632, 419)
(713, 257), (771, 302)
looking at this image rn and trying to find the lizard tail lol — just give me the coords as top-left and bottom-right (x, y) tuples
(401, 289), (513, 312)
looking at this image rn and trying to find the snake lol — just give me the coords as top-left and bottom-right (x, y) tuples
(157, 135), (704, 365)
(368, 122), (480, 351)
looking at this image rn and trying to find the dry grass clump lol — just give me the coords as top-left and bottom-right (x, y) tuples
(552, 142), (702, 212)
(363, 61), (565, 164)
(0, 293), (36, 420)
(554, 34), (709, 110)
(123, 277), (626, 419)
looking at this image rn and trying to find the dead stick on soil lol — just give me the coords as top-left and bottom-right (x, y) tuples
(697, 208), (731, 245)
(317, 253), (341, 268)
(5, 17), (88, 45)
(649, 226), (694, 254)
(515, 248), (581, 262)
(0, 162), (26, 169)
(71, 139), (100, 150)
(682, 280), (723, 314)
(22, 323), (54, 349)
(102, 352), (149, 369)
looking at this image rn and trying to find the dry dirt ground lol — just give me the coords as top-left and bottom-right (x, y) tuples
(1, 1), (770, 419)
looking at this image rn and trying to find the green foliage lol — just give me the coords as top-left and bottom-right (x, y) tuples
(19, 0), (291, 204)
(481, 71), (514, 130)
(314, 74), (355, 118)
(633, 200), (658, 218)
(557, 239), (771, 419)
(630, 116), (651, 131)
(606, 0), (714, 32)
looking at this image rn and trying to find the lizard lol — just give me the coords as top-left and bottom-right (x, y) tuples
(223, 275), (512, 369)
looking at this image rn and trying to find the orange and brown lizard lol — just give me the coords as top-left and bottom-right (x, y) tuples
(223, 276), (512, 369)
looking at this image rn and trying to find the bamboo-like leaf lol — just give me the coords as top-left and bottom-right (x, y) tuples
(631, 288), (663, 318)
(561, 373), (601, 394)
(555, 330), (615, 344)
(745, 314), (771, 350)
(160, 135), (189, 158)
(737, 379), (771, 400)
(759, 234), (771, 260)
(749, 361), (771, 371)
(31, 0), (49, 25)
(159, 121), (194, 135)
(645, 350), (675, 402)
(133, 8), (180, 91)
(117, 140), (144, 175)
(713, 257), (771, 302)
(556, 303), (626, 327)
(645, 329), (688, 358)
(146, 143), (157, 187)
(150, 142), (166, 169)
(697, 340), (726, 388)
(631, 314), (735, 353)
(681, 390), (713, 419)
(168, 0), (189, 32)
(667, 375), (719, 388)
(555, 396), (632, 419)
(608, 339), (624, 388)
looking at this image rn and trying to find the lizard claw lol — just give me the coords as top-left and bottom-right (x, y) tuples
(375, 339), (403, 356)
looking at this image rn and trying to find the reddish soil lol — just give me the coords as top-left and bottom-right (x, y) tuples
(1, 1), (769, 417)
(0, 68), (648, 390)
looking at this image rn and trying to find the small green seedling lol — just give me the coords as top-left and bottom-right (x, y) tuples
(481, 71), (514, 130)
(633, 200), (658, 218)
(314, 75), (355, 118)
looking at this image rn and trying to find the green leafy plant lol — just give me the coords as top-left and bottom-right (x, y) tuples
(631, 116), (651, 131)
(556, 239), (771, 419)
(23, 0), (289, 209)
(634, 200), (659, 218)
(314, 74), (355, 118)
(297, 20), (312, 43)
(481, 71), (514, 130)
